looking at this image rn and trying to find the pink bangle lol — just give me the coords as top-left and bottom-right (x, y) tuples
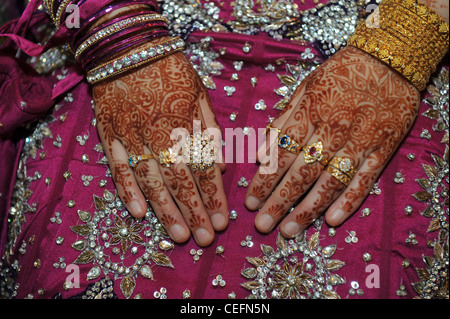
(72, 1), (157, 45)
(73, 10), (153, 50)
(60, 0), (158, 30)
(81, 28), (169, 71)
(75, 15), (168, 61)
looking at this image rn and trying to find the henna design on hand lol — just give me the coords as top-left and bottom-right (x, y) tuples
(93, 49), (225, 246)
(251, 46), (420, 236)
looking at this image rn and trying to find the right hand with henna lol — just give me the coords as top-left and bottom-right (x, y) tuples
(92, 46), (228, 247)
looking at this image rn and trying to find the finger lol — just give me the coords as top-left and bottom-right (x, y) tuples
(254, 153), (323, 233)
(160, 162), (215, 247)
(190, 91), (229, 231)
(254, 123), (346, 233)
(191, 165), (229, 232)
(133, 146), (190, 243)
(324, 111), (408, 226)
(279, 138), (371, 237)
(101, 136), (148, 218)
(246, 104), (313, 211)
(279, 172), (345, 238)
(255, 79), (308, 163)
(246, 149), (297, 211)
(324, 149), (387, 227)
(197, 72), (226, 173)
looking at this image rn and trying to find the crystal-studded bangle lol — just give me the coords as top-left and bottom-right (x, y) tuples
(347, 0), (449, 91)
(74, 11), (164, 51)
(86, 37), (185, 85)
(75, 13), (168, 61)
(82, 28), (169, 71)
(55, 0), (73, 26)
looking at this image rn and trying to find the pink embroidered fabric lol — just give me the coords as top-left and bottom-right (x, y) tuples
(0, 0), (448, 300)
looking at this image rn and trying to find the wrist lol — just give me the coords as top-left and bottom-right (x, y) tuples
(46, 1), (183, 84)
(348, 0), (449, 91)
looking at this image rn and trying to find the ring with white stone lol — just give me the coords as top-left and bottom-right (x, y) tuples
(158, 148), (178, 168)
(128, 154), (156, 168)
(325, 157), (356, 186)
(182, 132), (217, 171)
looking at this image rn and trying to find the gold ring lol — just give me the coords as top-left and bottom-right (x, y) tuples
(303, 141), (328, 166)
(128, 154), (155, 168)
(328, 157), (356, 179)
(326, 165), (352, 186)
(266, 123), (302, 155)
(159, 148), (177, 168)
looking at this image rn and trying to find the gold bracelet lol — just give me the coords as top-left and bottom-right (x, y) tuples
(86, 37), (185, 85)
(347, 0), (449, 91)
(43, 0), (56, 24)
(383, 3), (446, 62)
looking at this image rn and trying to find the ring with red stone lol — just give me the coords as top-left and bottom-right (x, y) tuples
(302, 141), (328, 166)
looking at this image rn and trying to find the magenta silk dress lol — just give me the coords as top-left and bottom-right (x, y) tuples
(0, 0), (448, 300)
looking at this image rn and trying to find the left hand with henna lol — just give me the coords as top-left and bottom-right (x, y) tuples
(245, 46), (420, 238)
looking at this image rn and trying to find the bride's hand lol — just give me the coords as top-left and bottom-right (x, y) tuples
(246, 46), (420, 238)
(93, 48), (228, 247)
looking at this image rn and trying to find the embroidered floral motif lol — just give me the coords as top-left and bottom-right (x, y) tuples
(241, 221), (345, 299)
(272, 61), (319, 111)
(53, 277), (117, 299)
(230, 0), (301, 39)
(106, 215), (145, 254)
(70, 190), (174, 298)
(412, 68), (449, 299)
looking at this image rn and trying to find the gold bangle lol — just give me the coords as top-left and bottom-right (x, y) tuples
(347, 0), (449, 91)
(43, 0), (56, 24)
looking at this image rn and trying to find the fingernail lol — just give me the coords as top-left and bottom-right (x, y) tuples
(256, 214), (274, 233)
(195, 228), (212, 246)
(128, 200), (145, 217)
(329, 208), (346, 225)
(246, 196), (261, 210)
(210, 214), (227, 231)
(170, 224), (188, 242)
(283, 222), (302, 238)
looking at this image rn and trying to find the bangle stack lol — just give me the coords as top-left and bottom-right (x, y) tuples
(74, 13), (168, 61)
(347, 0), (449, 91)
(86, 37), (185, 84)
(43, 1), (184, 85)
